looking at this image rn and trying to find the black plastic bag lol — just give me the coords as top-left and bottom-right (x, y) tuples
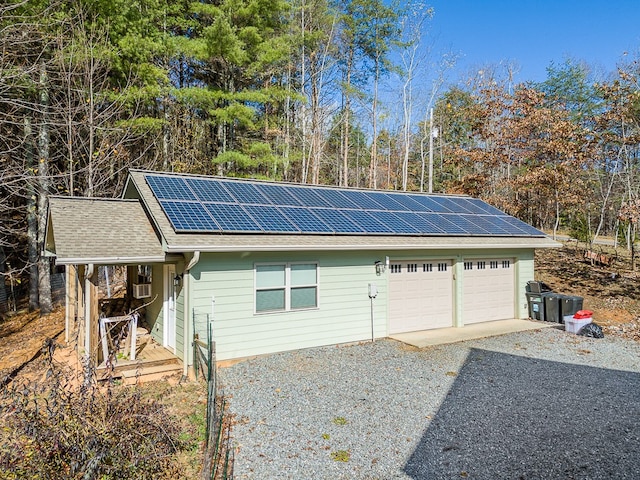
(578, 322), (604, 339)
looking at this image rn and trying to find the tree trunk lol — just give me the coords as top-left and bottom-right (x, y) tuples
(162, 96), (170, 171)
(37, 69), (52, 314)
(25, 116), (39, 311)
(553, 189), (560, 241)
(632, 223), (637, 272)
(0, 248), (7, 311)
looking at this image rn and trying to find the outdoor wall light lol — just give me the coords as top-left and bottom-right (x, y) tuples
(173, 274), (183, 287)
(375, 260), (386, 275)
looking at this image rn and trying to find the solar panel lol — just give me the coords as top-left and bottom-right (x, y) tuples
(147, 175), (197, 201)
(186, 178), (234, 203)
(422, 213), (467, 234)
(341, 210), (395, 233)
(465, 215), (510, 235)
(465, 198), (505, 216)
(279, 207), (333, 233)
(243, 205), (299, 232)
(224, 182), (270, 204)
(364, 191), (412, 211)
(394, 212), (446, 234)
(310, 208), (365, 233)
(288, 187), (332, 208)
(501, 216), (544, 236)
(144, 173), (544, 237)
(442, 214), (491, 234)
(204, 203), (260, 231)
(372, 211), (420, 234)
(410, 195), (452, 213)
(314, 189), (360, 209)
(384, 193), (425, 212)
(340, 190), (386, 210)
(159, 200), (219, 231)
(255, 184), (304, 207)
(431, 197), (473, 214)
(455, 198), (493, 215)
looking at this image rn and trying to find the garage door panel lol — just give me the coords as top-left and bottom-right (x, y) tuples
(389, 260), (453, 333)
(463, 259), (514, 324)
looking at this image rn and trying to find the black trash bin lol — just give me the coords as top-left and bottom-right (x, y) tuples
(526, 281), (553, 294)
(526, 292), (549, 321)
(559, 295), (584, 323)
(543, 293), (563, 323)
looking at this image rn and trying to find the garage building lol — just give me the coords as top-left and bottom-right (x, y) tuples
(46, 170), (558, 371)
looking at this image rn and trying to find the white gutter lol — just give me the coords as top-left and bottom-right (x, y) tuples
(164, 241), (561, 254)
(182, 251), (201, 378)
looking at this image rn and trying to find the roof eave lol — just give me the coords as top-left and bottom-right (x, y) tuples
(163, 238), (561, 254)
(53, 255), (167, 266)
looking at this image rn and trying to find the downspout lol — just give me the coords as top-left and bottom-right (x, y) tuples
(182, 251), (200, 378)
(84, 263), (94, 356)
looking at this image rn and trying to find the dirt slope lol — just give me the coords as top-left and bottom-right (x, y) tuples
(0, 309), (65, 381)
(535, 242), (640, 341)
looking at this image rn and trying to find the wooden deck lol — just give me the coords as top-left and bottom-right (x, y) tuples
(97, 340), (182, 380)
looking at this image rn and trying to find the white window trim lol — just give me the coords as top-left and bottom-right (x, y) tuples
(254, 261), (319, 314)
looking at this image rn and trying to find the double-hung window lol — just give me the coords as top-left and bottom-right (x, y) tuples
(255, 263), (318, 313)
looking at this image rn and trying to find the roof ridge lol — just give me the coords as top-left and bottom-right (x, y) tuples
(133, 169), (468, 198)
(49, 195), (139, 203)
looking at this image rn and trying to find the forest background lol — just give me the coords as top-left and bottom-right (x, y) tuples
(1, 0), (640, 313)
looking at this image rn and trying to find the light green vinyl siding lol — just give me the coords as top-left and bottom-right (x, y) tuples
(189, 251), (387, 361)
(516, 251), (535, 319)
(184, 248), (536, 362)
(142, 263), (185, 362)
(175, 269), (185, 361)
(147, 264), (164, 345)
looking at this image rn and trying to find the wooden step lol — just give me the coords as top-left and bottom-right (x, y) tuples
(121, 363), (182, 378)
(120, 363), (183, 385)
(102, 357), (180, 375)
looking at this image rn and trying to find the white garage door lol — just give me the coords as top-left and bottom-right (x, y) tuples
(462, 258), (515, 324)
(389, 260), (453, 334)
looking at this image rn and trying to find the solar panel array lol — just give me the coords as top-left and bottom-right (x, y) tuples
(144, 174), (543, 237)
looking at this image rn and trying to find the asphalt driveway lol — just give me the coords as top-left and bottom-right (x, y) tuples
(219, 328), (640, 479)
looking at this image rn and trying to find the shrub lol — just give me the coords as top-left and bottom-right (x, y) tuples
(0, 344), (186, 479)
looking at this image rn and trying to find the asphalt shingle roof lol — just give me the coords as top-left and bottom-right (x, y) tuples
(46, 196), (165, 264)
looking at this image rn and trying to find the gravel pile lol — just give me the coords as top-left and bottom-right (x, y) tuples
(219, 328), (640, 479)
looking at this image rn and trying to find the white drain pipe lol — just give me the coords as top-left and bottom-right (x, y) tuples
(182, 251), (201, 378)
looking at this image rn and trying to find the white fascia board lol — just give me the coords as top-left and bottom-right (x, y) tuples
(54, 255), (167, 266)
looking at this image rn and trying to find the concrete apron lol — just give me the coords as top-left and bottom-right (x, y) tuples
(389, 319), (559, 349)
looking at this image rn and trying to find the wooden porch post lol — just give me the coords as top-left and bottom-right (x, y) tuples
(83, 265), (99, 364)
(77, 265), (85, 351)
(65, 264), (77, 343)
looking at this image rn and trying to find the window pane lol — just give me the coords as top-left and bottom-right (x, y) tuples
(256, 289), (285, 312)
(291, 264), (317, 286)
(291, 287), (317, 309)
(256, 264), (285, 288)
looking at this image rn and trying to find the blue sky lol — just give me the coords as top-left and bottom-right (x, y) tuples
(427, 0), (640, 83)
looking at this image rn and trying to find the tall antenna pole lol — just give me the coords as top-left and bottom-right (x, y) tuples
(428, 108), (434, 194)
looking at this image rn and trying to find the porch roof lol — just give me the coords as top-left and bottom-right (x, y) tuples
(45, 196), (166, 265)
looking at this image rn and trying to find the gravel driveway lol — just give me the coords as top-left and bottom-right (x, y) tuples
(219, 328), (640, 479)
